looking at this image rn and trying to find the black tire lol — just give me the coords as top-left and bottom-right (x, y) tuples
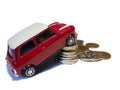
(22, 65), (37, 77)
(66, 35), (75, 46)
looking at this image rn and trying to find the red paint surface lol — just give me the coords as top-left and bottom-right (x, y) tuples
(6, 22), (75, 76)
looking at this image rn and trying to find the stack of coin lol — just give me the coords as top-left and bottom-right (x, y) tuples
(58, 44), (80, 65)
(57, 36), (111, 64)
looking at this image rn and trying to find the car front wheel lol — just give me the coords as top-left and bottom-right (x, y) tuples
(66, 35), (75, 46)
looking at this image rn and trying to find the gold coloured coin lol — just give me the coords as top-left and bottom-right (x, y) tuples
(62, 44), (79, 51)
(86, 43), (99, 48)
(79, 45), (89, 52)
(100, 51), (111, 60)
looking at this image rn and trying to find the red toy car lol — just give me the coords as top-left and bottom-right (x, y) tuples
(6, 22), (76, 77)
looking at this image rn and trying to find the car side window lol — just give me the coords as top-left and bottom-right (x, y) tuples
(36, 30), (55, 43)
(20, 40), (35, 56)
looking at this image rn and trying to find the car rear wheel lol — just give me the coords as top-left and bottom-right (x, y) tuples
(23, 65), (37, 77)
(66, 35), (75, 46)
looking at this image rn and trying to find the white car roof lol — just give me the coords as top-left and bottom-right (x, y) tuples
(8, 23), (48, 49)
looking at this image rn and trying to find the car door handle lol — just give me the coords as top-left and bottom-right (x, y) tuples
(42, 47), (45, 50)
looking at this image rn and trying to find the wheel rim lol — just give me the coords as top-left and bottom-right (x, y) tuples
(25, 67), (36, 77)
(67, 37), (75, 46)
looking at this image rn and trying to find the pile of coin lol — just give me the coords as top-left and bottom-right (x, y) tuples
(79, 51), (111, 62)
(57, 36), (111, 64)
(78, 40), (111, 62)
(58, 42), (80, 65)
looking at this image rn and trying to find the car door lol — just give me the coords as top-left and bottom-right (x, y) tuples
(33, 30), (65, 65)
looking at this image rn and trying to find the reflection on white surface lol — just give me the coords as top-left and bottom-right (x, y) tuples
(6, 64), (26, 80)
(6, 53), (62, 81)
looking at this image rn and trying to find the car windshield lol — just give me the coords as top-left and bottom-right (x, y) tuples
(9, 47), (14, 58)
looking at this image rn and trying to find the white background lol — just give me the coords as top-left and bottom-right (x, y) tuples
(0, 0), (119, 90)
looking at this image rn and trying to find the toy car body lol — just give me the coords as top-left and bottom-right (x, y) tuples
(6, 22), (75, 77)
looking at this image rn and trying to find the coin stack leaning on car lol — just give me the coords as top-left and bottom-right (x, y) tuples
(58, 34), (80, 64)
(58, 33), (111, 64)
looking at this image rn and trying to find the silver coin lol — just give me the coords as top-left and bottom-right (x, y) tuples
(58, 53), (79, 60)
(77, 40), (84, 45)
(59, 57), (79, 65)
(79, 51), (103, 62)
(58, 50), (79, 56)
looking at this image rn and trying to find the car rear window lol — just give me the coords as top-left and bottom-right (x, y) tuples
(20, 40), (35, 55)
